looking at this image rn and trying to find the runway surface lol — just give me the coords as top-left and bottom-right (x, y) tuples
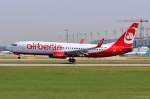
(0, 64), (150, 67)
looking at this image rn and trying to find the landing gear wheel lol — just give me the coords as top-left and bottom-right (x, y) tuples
(68, 58), (76, 63)
(17, 56), (21, 59)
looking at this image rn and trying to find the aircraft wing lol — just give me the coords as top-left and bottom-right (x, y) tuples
(65, 38), (104, 56)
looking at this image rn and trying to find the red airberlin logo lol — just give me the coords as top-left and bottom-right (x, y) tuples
(124, 32), (134, 44)
(27, 43), (62, 51)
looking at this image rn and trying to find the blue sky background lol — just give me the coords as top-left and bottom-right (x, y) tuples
(0, 0), (149, 44)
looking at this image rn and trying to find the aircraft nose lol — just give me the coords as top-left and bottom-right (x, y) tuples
(6, 44), (17, 52)
(5, 45), (12, 51)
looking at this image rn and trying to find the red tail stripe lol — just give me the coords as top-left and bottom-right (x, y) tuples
(127, 28), (135, 33)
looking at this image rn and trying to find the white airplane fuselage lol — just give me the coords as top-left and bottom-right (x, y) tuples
(7, 41), (113, 57)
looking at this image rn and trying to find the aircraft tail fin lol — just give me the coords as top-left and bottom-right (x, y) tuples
(113, 22), (139, 48)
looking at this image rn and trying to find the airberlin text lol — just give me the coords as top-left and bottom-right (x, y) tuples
(27, 43), (62, 51)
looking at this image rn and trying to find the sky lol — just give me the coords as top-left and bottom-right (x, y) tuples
(0, 0), (150, 44)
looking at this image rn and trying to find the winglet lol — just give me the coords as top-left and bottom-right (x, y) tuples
(96, 38), (104, 48)
(80, 39), (84, 44)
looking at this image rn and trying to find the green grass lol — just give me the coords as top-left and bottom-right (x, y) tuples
(0, 66), (150, 99)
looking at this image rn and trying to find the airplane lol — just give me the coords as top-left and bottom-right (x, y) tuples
(146, 49), (150, 55)
(80, 38), (84, 44)
(6, 22), (139, 63)
(126, 46), (150, 56)
(0, 51), (12, 55)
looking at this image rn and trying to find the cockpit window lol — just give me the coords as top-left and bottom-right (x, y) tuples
(11, 44), (17, 46)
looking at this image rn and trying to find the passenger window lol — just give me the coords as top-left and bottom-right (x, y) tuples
(11, 44), (17, 46)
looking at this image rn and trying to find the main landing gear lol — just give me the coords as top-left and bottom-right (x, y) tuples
(13, 52), (21, 59)
(16, 54), (21, 59)
(68, 57), (76, 63)
(17, 56), (21, 59)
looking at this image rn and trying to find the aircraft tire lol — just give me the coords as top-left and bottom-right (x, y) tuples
(68, 58), (76, 63)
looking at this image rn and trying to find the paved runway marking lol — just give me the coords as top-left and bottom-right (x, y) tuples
(0, 64), (150, 67)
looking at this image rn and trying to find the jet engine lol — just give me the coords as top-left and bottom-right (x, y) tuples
(49, 52), (67, 59)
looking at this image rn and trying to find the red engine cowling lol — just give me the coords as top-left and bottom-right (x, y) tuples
(52, 52), (67, 59)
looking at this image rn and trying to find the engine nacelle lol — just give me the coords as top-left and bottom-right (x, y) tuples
(49, 52), (67, 59)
